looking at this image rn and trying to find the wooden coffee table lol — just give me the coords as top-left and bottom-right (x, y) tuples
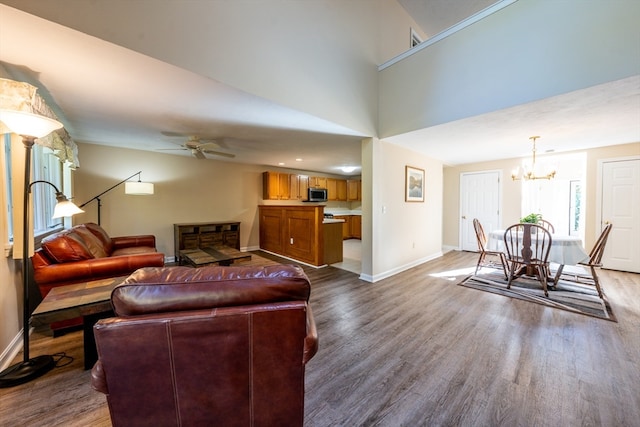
(31, 276), (126, 369)
(179, 246), (252, 267)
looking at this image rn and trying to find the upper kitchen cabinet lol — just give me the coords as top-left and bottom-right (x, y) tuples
(326, 178), (348, 201)
(309, 176), (327, 188)
(326, 178), (337, 201)
(263, 171), (290, 200)
(347, 179), (361, 201)
(336, 179), (347, 201)
(290, 174), (309, 201)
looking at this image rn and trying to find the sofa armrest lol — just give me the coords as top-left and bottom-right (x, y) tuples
(34, 253), (165, 291)
(303, 305), (318, 365)
(112, 235), (156, 250)
(90, 360), (108, 394)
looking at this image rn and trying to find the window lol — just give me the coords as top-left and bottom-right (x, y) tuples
(410, 28), (423, 48)
(3, 134), (13, 244)
(2, 135), (66, 245)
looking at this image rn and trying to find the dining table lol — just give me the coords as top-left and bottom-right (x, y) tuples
(487, 229), (589, 283)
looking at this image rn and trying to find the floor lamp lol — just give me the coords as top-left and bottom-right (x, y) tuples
(0, 111), (84, 388)
(78, 171), (154, 225)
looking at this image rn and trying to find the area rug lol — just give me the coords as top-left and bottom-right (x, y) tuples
(457, 270), (617, 322)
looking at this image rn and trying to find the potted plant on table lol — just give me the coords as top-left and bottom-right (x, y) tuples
(520, 213), (542, 233)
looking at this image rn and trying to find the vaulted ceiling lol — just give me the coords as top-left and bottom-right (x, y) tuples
(1, 1), (638, 174)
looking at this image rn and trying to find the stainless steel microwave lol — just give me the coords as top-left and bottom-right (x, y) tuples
(306, 188), (328, 202)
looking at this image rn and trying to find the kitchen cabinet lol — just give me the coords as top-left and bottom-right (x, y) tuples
(347, 180), (361, 201)
(259, 205), (324, 266)
(326, 178), (338, 201)
(336, 179), (348, 201)
(332, 215), (361, 240)
(333, 215), (349, 239)
(323, 221), (343, 264)
(350, 215), (362, 239)
(309, 176), (327, 189)
(290, 174), (309, 200)
(263, 171), (290, 200)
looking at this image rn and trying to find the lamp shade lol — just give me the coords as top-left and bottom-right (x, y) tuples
(0, 78), (64, 138)
(0, 110), (63, 138)
(125, 181), (154, 195)
(52, 200), (85, 218)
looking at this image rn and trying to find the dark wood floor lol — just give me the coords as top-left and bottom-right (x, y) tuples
(1, 250), (639, 426)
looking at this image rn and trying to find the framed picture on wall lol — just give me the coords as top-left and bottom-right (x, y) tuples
(405, 165), (424, 202)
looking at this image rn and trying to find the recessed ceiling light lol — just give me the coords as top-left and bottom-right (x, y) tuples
(295, 158), (303, 162)
(278, 162), (285, 166)
(340, 166), (357, 173)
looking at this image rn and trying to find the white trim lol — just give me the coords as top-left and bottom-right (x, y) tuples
(258, 249), (327, 269)
(363, 251), (443, 283)
(0, 327), (25, 371)
(379, 0), (519, 71)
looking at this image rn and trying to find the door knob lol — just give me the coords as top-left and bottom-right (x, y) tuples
(462, 215), (466, 219)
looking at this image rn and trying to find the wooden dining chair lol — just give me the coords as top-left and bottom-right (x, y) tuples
(537, 219), (555, 233)
(472, 218), (508, 278)
(556, 223), (612, 298)
(503, 223), (553, 296)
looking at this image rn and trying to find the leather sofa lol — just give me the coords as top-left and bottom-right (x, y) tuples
(31, 222), (164, 331)
(91, 264), (318, 427)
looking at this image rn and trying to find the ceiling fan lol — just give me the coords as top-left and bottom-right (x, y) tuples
(158, 136), (236, 159)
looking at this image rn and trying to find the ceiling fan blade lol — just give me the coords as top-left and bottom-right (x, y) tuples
(198, 141), (221, 150)
(202, 149), (236, 158)
(192, 149), (206, 159)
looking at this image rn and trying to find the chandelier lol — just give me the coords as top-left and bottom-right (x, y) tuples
(511, 136), (556, 181)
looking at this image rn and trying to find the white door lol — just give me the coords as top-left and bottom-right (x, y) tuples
(460, 171), (501, 251)
(600, 158), (640, 273)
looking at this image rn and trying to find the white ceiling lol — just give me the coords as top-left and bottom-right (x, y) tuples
(1, 3), (638, 174)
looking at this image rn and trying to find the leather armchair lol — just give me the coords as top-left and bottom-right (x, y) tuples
(91, 264), (318, 427)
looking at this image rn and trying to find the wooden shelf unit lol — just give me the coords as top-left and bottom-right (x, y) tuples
(174, 221), (241, 259)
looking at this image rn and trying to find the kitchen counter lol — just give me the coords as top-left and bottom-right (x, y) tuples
(324, 209), (361, 216)
(322, 218), (346, 224)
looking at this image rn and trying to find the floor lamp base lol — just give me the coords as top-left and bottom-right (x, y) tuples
(0, 355), (55, 388)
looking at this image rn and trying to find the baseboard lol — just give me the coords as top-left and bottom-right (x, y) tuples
(367, 251), (444, 283)
(257, 249), (327, 269)
(0, 328), (24, 372)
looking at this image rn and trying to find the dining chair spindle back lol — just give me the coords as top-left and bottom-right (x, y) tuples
(473, 218), (508, 279)
(537, 219), (555, 233)
(503, 223), (553, 296)
(556, 223), (613, 298)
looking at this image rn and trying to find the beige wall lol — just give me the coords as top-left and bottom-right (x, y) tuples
(72, 143), (363, 259)
(379, 0), (640, 137)
(443, 142), (640, 250)
(368, 140), (443, 281)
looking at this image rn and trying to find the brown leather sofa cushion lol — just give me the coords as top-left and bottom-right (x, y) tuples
(112, 264), (311, 316)
(73, 224), (109, 258)
(84, 222), (114, 254)
(41, 230), (93, 263)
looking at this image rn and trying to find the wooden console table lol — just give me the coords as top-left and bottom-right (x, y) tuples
(174, 221), (241, 259)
